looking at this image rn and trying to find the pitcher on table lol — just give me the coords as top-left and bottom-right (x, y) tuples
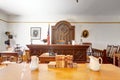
(88, 56), (103, 71)
(30, 56), (39, 71)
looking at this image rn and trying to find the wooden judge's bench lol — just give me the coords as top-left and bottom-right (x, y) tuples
(27, 44), (89, 63)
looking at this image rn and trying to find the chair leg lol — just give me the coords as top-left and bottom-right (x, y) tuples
(113, 56), (115, 65)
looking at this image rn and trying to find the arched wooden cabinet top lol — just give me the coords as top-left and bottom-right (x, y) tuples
(52, 20), (75, 44)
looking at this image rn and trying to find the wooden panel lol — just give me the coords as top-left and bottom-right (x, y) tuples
(27, 44), (89, 63)
(52, 20), (75, 44)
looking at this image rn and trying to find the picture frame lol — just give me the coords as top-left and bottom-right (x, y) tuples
(31, 27), (41, 40)
(82, 29), (89, 38)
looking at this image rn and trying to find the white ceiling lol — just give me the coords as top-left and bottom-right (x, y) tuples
(0, 0), (120, 16)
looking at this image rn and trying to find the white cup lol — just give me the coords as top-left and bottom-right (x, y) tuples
(72, 40), (75, 45)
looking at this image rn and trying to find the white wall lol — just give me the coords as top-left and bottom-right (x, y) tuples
(8, 23), (51, 49)
(0, 12), (8, 20)
(0, 12), (8, 51)
(7, 15), (120, 50)
(75, 24), (120, 49)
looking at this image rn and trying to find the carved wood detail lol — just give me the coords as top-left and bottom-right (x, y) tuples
(52, 20), (75, 44)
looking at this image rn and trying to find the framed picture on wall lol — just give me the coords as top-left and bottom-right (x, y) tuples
(31, 27), (41, 40)
(82, 29), (89, 38)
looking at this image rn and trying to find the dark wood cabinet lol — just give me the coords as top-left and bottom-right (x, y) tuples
(27, 44), (89, 63)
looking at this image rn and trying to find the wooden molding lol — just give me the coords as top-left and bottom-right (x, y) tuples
(1, 18), (120, 24)
(7, 21), (120, 24)
(0, 19), (8, 23)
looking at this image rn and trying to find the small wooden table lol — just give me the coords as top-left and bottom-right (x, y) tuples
(0, 51), (18, 62)
(0, 52), (18, 57)
(39, 53), (55, 63)
(0, 63), (120, 80)
(113, 53), (120, 66)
